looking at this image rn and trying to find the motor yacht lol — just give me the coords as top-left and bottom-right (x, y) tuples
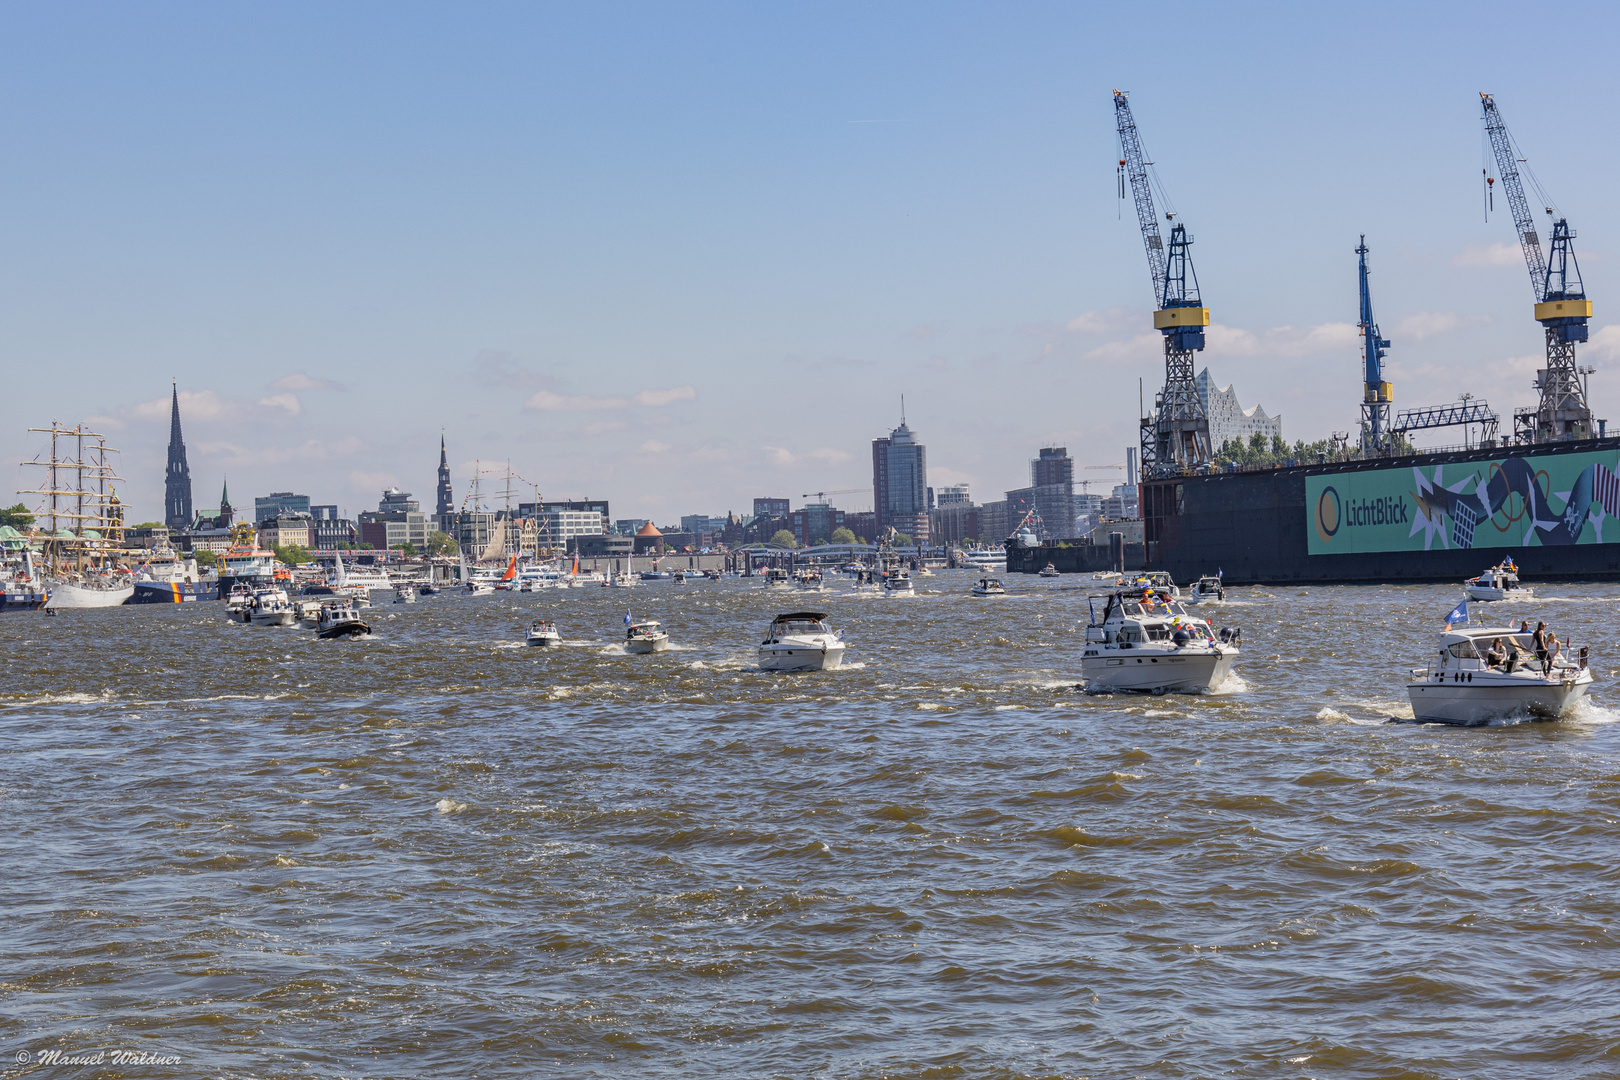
(762, 567), (790, 588)
(882, 568), (914, 594)
(1407, 623), (1592, 724)
(525, 620), (562, 647)
(758, 611), (845, 671)
(293, 599), (324, 627)
(851, 568), (880, 592)
(1185, 575), (1225, 605)
(315, 599), (371, 639)
(624, 618), (670, 654)
(796, 568), (826, 592)
(1081, 585), (1239, 693)
(970, 577), (1007, 597)
(1127, 571), (1182, 600)
(394, 584), (417, 604)
(242, 586), (296, 626)
(1464, 560), (1532, 602)
(1038, 563), (1060, 578)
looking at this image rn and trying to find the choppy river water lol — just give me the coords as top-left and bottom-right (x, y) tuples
(4, 574), (1620, 1079)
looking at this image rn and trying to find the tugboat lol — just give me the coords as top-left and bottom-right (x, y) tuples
(524, 619), (562, 647)
(758, 611), (845, 671)
(1464, 559), (1531, 602)
(315, 599), (371, 639)
(970, 576), (1007, 597)
(1080, 584), (1240, 693)
(624, 617), (670, 654)
(1407, 610), (1591, 724)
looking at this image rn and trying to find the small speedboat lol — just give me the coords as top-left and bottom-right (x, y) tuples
(762, 567), (790, 589)
(1184, 575), (1225, 605)
(394, 584), (417, 604)
(759, 611), (845, 671)
(525, 619), (562, 647)
(1464, 560), (1531, 602)
(796, 569), (826, 592)
(1080, 585), (1239, 693)
(1038, 563), (1060, 578)
(464, 580), (495, 596)
(851, 569), (880, 592)
(625, 619), (670, 654)
(1407, 623), (1592, 724)
(315, 600), (371, 639)
(970, 577), (1007, 597)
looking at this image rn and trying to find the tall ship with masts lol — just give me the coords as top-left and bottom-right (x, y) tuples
(17, 423), (135, 607)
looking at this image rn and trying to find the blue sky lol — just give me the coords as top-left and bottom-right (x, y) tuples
(6, 2), (1618, 524)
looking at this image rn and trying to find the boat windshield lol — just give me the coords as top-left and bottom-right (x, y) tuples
(772, 619), (827, 636)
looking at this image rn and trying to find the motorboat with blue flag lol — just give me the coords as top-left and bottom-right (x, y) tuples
(1406, 601), (1592, 724)
(624, 611), (669, 653)
(1080, 583), (1240, 693)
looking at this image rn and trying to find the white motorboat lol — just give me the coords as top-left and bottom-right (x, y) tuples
(758, 611), (845, 671)
(1407, 624), (1592, 724)
(315, 599), (371, 639)
(883, 568), (914, 594)
(970, 576), (1007, 597)
(293, 600), (324, 626)
(1185, 575), (1226, 605)
(1038, 563), (1060, 578)
(225, 582), (255, 614)
(393, 584), (417, 604)
(1126, 571), (1181, 600)
(624, 618), (670, 654)
(1464, 560), (1532, 602)
(851, 568), (880, 592)
(524, 619), (562, 647)
(243, 586), (297, 626)
(796, 568), (826, 592)
(1081, 585), (1239, 693)
(762, 567), (790, 588)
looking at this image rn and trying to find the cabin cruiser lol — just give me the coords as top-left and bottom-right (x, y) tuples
(241, 586), (296, 626)
(1127, 571), (1181, 600)
(796, 568), (825, 591)
(759, 611), (845, 671)
(1038, 563), (1060, 578)
(970, 576), (1007, 597)
(624, 618), (670, 654)
(1464, 560), (1532, 602)
(225, 582), (256, 614)
(393, 584), (417, 604)
(1081, 586), (1240, 693)
(851, 568), (880, 592)
(1185, 575), (1226, 605)
(315, 599), (371, 639)
(882, 567), (914, 594)
(525, 620), (562, 647)
(293, 600), (324, 626)
(762, 567), (790, 588)
(1407, 624), (1592, 724)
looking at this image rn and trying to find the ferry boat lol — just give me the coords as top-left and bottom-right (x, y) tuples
(1464, 559), (1532, 602)
(960, 548), (1007, 573)
(1081, 584), (1240, 693)
(624, 618), (670, 654)
(1407, 621), (1591, 724)
(758, 611), (845, 671)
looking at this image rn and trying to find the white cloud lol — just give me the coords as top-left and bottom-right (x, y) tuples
(132, 389), (228, 421)
(1206, 321), (1358, 357)
(1452, 242), (1522, 268)
(1392, 311), (1464, 341)
(639, 440), (671, 454)
(1066, 307), (1137, 334)
(1082, 333), (1161, 365)
(1584, 324), (1620, 363)
(269, 373), (343, 392)
(526, 384), (697, 411)
(762, 445), (796, 466)
(257, 393), (302, 416)
(632, 385), (696, 407)
(808, 448), (851, 464)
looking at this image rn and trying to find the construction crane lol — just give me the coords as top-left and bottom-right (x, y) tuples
(801, 488), (869, 503)
(1480, 92), (1600, 442)
(1114, 90), (1211, 478)
(1357, 236), (1393, 453)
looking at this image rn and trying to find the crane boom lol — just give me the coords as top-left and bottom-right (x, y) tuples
(1357, 237), (1393, 453)
(1113, 90), (1167, 301)
(1480, 92), (1547, 301)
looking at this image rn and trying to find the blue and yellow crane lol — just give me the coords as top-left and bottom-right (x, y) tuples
(1113, 90), (1211, 477)
(1480, 92), (1601, 442)
(1357, 236), (1392, 452)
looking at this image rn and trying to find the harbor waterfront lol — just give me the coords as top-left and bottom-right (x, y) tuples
(5, 575), (1619, 1077)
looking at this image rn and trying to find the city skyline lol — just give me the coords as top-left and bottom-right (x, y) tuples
(7, 5), (1620, 524)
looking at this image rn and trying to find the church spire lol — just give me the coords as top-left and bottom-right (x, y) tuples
(164, 382), (194, 530)
(435, 432), (454, 517)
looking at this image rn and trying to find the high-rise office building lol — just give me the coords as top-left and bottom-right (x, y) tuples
(1029, 446), (1076, 539)
(872, 418), (928, 544)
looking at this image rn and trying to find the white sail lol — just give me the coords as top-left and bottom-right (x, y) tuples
(334, 549), (348, 587)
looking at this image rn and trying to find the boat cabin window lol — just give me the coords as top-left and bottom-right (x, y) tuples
(1447, 641), (1479, 659)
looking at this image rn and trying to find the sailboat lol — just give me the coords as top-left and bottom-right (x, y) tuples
(19, 424), (134, 608)
(494, 554), (518, 591)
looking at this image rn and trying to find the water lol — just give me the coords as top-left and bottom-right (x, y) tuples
(4, 577), (1619, 1078)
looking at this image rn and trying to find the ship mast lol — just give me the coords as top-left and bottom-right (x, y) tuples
(18, 424), (125, 576)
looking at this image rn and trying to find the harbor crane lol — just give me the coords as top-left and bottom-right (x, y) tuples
(1480, 92), (1601, 442)
(1114, 90), (1212, 478)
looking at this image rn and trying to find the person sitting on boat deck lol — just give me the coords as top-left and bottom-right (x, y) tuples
(1533, 621), (1551, 676)
(1549, 634), (1564, 673)
(1485, 637), (1507, 671)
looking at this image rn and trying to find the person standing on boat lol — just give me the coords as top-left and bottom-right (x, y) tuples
(1533, 621), (1551, 676)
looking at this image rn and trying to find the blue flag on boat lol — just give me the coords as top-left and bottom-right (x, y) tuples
(1445, 599), (1468, 627)
(624, 610), (633, 626)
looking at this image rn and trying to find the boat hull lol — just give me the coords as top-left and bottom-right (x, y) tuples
(1082, 648), (1237, 693)
(759, 643), (845, 671)
(250, 610), (297, 626)
(0, 589), (48, 611)
(317, 621), (371, 639)
(47, 581), (136, 608)
(1406, 676), (1590, 724)
(128, 581), (218, 604)
(526, 635), (561, 647)
(625, 637), (669, 654)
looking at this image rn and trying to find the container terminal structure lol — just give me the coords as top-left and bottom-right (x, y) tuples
(1012, 92), (1617, 584)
